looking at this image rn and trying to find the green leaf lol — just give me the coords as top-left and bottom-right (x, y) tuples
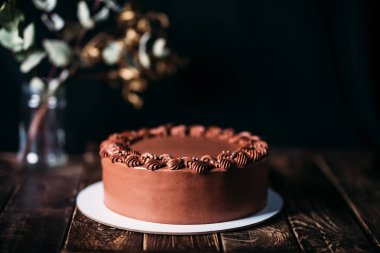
(23, 23), (34, 50)
(77, 1), (94, 29)
(47, 78), (60, 95)
(20, 51), (47, 73)
(32, 0), (57, 12)
(14, 51), (29, 62)
(30, 77), (45, 93)
(103, 0), (121, 12)
(0, 3), (26, 52)
(138, 33), (151, 68)
(47, 69), (69, 96)
(0, 27), (23, 52)
(0, 2), (24, 28)
(102, 41), (123, 65)
(41, 13), (64, 31)
(57, 69), (69, 83)
(43, 39), (72, 67)
(138, 51), (150, 69)
(0, 2), (13, 24)
(93, 7), (110, 22)
(152, 38), (169, 58)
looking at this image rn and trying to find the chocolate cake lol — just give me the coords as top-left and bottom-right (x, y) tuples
(100, 124), (269, 225)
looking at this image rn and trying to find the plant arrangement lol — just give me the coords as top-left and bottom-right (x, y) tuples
(0, 0), (180, 165)
(0, 0), (180, 108)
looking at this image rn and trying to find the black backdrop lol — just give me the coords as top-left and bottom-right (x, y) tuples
(1, 0), (380, 153)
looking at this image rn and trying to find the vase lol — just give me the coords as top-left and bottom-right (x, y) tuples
(17, 83), (67, 168)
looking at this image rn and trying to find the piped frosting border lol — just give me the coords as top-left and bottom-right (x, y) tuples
(99, 124), (268, 173)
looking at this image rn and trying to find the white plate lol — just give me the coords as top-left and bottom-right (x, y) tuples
(77, 182), (283, 235)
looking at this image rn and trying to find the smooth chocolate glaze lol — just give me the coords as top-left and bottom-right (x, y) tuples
(102, 159), (268, 224)
(132, 136), (237, 158)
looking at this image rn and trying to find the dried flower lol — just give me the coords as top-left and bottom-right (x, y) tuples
(126, 92), (143, 109)
(128, 78), (147, 93)
(118, 67), (139, 81)
(0, 0), (181, 108)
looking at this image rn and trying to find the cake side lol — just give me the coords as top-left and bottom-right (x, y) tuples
(102, 158), (268, 224)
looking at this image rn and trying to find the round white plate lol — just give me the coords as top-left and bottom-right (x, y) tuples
(77, 182), (283, 235)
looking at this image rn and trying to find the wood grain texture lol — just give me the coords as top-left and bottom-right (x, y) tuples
(220, 213), (299, 252)
(143, 233), (220, 252)
(0, 166), (82, 253)
(62, 157), (144, 252)
(270, 150), (376, 253)
(315, 152), (380, 250)
(0, 161), (14, 214)
(1, 151), (379, 252)
(62, 210), (143, 253)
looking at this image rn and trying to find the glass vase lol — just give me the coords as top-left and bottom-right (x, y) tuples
(18, 83), (67, 168)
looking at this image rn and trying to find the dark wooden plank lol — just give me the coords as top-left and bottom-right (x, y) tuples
(220, 150), (300, 253)
(315, 152), (380, 250)
(0, 165), (82, 253)
(78, 150), (103, 187)
(62, 210), (143, 253)
(63, 157), (143, 253)
(270, 150), (376, 252)
(0, 159), (15, 214)
(65, 155), (218, 252)
(220, 213), (299, 252)
(143, 233), (220, 252)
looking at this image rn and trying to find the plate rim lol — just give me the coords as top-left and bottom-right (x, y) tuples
(76, 181), (283, 235)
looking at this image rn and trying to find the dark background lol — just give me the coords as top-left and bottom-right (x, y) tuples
(1, 0), (380, 153)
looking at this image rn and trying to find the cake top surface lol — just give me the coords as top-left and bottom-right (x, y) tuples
(100, 124), (268, 173)
(132, 136), (237, 158)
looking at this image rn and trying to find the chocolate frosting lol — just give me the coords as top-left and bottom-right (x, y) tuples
(218, 158), (234, 170)
(145, 159), (163, 171)
(100, 124), (268, 173)
(234, 152), (249, 168)
(189, 125), (205, 137)
(101, 124), (269, 224)
(188, 160), (213, 174)
(167, 158), (183, 170)
(159, 153), (173, 162)
(125, 155), (142, 167)
(170, 125), (187, 137)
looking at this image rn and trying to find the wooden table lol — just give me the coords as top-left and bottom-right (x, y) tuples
(0, 150), (379, 252)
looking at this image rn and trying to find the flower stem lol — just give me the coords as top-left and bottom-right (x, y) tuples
(19, 103), (49, 165)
